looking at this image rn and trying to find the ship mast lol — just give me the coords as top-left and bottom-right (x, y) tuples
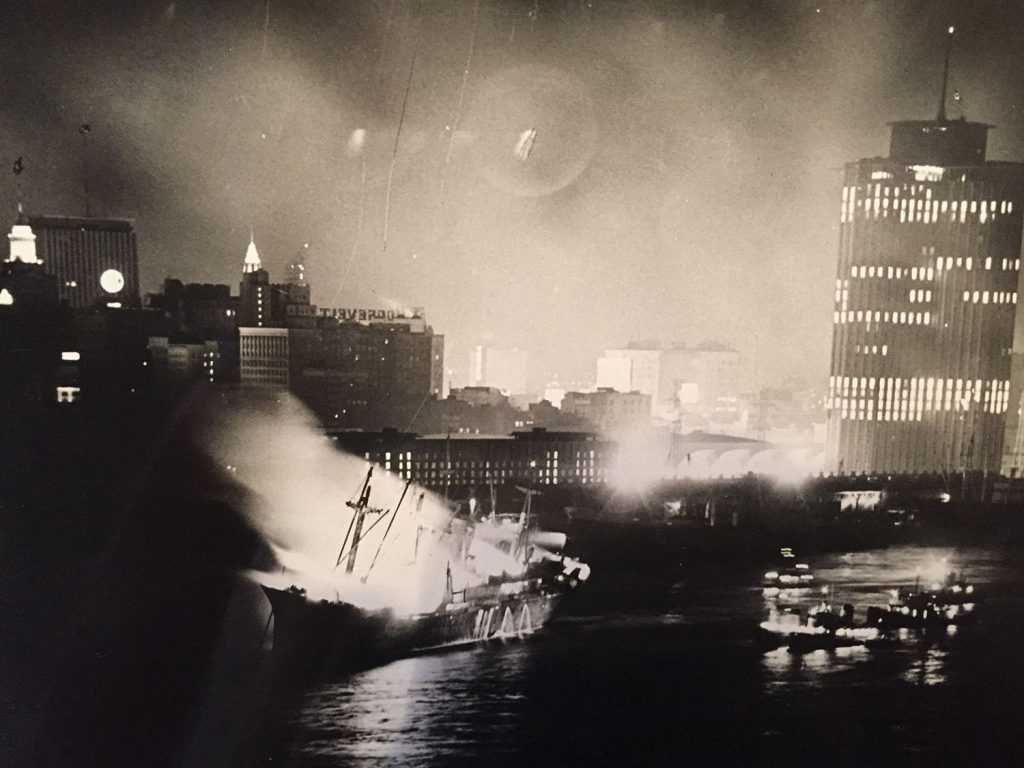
(513, 485), (539, 566)
(336, 467), (385, 574)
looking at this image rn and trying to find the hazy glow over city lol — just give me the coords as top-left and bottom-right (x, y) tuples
(5, 1), (1024, 390)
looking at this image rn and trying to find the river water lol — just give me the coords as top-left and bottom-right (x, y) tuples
(275, 545), (1024, 767)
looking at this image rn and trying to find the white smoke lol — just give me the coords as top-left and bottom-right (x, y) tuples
(196, 391), (525, 615)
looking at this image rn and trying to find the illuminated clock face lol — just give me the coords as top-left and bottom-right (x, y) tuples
(99, 268), (125, 294)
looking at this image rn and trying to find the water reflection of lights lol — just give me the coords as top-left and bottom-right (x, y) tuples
(902, 646), (948, 687)
(760, 644), (870, 688)
(295, 646), (530, 763)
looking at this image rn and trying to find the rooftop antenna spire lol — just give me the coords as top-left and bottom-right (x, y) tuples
(937, 25), (956, 122)
(12, 156), (25, 221)
(79, 124), (92, 217)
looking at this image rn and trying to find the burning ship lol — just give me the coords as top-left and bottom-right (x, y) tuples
(261, 469), (590, 678)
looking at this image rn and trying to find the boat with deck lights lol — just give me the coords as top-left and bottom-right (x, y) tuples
(762, 547), (815, 598)
(758, 602), (895, 653)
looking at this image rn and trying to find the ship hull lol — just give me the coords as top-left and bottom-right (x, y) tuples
(263, 586), (559, 678)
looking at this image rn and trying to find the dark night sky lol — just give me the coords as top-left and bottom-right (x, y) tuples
(3, 0), (1024, 390)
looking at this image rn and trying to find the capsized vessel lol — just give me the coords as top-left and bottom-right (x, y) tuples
(262, 473), (589, 677)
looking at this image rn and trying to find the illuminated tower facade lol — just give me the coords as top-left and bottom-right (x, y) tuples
(238, 236), (274, 328)
(825, 106), (1024, 474)
(27, 215), (139, 308)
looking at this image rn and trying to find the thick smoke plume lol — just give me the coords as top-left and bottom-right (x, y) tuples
(197, 391), (524, 614)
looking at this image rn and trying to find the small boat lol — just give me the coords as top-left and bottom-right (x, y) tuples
(862, 562), (979, 631)
(867, 582), (978, 631)
(762, 547), (815, 598)
(758, 602), (894, 654)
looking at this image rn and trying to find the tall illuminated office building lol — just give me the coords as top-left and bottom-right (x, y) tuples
(825, 30), (1024, 475)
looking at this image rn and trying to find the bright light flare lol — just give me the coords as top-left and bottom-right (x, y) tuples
(346, 128), (366, 157)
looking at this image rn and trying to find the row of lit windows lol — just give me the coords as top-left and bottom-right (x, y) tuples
(834, 395), (1011, 420)
(962, 290), (1017, 305)
(831, 374), (1009, 394)
(848, 183), (1014, 206)
(843, 187), (1013, 223)
(850, 254), (1021, 281)
(843, 201), (1008, 225)
(830, 376), (1010, 415)
(409, 449), (598, 463)
(380, 457), (600, 471)
(406, 469), (606, 485)
(854, 344), (889, 356)
(849, 265), (935, 281)
(843, 288), (1018, 307)
(835, 310), (930, 325)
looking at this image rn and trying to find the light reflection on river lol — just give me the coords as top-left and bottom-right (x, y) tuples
(282, 545), (1024, 767)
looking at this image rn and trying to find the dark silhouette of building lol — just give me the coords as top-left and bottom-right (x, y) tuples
(146, 279), (240, 384)
(0, 214), (65, 403)
(825, 35), (1024, 474)
(234, 237), (444, 428)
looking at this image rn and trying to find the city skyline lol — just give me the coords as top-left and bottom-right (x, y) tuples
(6, 1), (1024, 392)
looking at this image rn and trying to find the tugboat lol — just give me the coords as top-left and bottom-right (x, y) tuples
(262, 471), (590, 678)
(867, 568), (979, 631)
(758, 602), (892, 653)
(762, 547), (815, 598)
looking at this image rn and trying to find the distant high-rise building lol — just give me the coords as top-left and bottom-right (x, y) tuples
(240, 307), (444, 429)
(238, 237), (275, 328)
(599, 342), (741, 419)
(825, 37), (1024, 475)
(238, 236), (315, 329)
(469, 346), (528, 395)
(28, 215), (139, 309)
(285, 243), (309, 287)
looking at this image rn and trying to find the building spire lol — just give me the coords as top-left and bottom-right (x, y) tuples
(243, 232), (262, 274)
(7, 215), (38, 264)
(937, 25), (956, 122)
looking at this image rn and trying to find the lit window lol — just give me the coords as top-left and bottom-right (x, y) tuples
(56, 386), (80, 403)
